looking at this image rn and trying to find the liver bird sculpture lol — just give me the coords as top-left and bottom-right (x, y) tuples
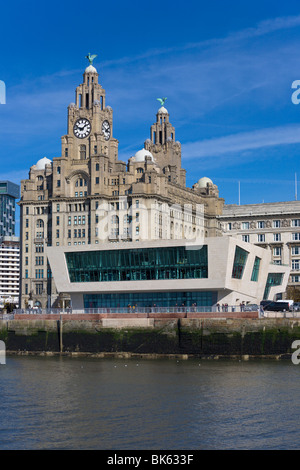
(86, 53), (97, 65)
(157, 97), (167, 107)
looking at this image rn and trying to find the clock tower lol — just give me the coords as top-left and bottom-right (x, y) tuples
(60, 58), (118, 164)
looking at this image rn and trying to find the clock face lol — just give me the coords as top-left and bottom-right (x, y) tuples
(73, 118), (91, 139)
(102, 120), (111, 140)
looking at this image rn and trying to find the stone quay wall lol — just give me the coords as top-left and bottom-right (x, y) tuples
(1, 314), (300, 358)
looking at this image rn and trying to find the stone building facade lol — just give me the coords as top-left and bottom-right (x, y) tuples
(218, 201), (300, 298)
(19, 60), (224, 308)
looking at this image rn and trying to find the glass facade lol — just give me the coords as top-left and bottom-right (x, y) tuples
(263, 273), (283, 299)
(66, 245), (208, 283)
(232, 246), (249, 279)
(84, 291), (217, 308)
(251, 256), (261, 282)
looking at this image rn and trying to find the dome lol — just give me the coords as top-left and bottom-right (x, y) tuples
(158, 106), (168, 114)
(133, 149), (154, 162)
(197, 177), (213, 188)
(35, 157), (52, 170)
(85, 64), (97, 73)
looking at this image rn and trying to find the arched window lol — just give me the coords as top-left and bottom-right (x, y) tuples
(36, 219), (44, 228)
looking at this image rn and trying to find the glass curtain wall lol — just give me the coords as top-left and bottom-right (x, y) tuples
(66, 245), (208, 283)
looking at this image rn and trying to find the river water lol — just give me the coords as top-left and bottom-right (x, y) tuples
(0, 355), (299, 450)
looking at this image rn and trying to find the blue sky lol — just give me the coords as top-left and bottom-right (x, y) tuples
(2, 0), (300, 235)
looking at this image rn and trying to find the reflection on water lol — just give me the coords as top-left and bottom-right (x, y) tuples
(0, 356), (300, 450)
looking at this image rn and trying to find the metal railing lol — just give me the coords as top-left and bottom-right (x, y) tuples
(11, 305), (258, 316)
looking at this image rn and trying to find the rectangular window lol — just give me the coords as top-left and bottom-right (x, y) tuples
(292, 219), (300, 227)
(232, 246), (249, 279)
(273, 220), (281, 228)
(242, 222), (249, 230)
(56, 216), (60, 226)
(251, 256), (261, 282)
(257, 221), (265, 229)
(25, 284), (28, 295)
(242, 235), (250, 243)
(35, 283), (43, 295)
(292, 259), (300, 270)
(273, 247), (281, 256)
(57, 165), (61, 173)
(227, 223), (232, 231)
(35, 269), (43, 279)
(57, 180), (61, 187)
(95, 177), (99, 184)
(68, 216), (71, 225)
(292, 275), (300, 283)
(273, 233), (281, 242)
(56, 229), (59, 238)
(292, 246), (300, 255)
(257, 234), (265, 242)
(57, 204), (60, 212)
(292, 233), (300, 241)
(96, 162), (99, 170)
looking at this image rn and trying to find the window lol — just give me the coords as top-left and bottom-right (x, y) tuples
(96, 163), (99, 170)
(257, 234), (265, 242)
(68, 216), (71, 225)
(35, 269), (44, 279)
(95, 177), (99, 184)
(273, 247), (281, 256)
(25, 269), (28, 279)
(292, 259), (300, 270)
(136, 200), (139, 208)
(273, 220), (281, 228)
(94, 147), (98, 155)
(242, 222), (249, 230)
(68, 229), (71, 239)
(56, 216), (60, 226)
(291, 275), (300, 283)
(57, 180), (61, 188)
(232, 246), (249, 279)
(227, 223), (232, 231)
(292, 233), (300, 241)
(292, 219), (300, 227)
(35, 283), (43, 295)
(35, 256), (44, 265)
(273, 233), (281, 242)
(242, 235), (250, 243)
(251, 257), (261, 282)
(25, 284), (28, 295)
(66, 245), (209, 283)
(257, 221), (265, 229)
(74, 216), (77, 225)
(80, 145), (86, 160)
(263, 273), (283, 299)
(56, 229), (59, 238)
(26, 207), (29, 215)
(292, 246), (300, 255)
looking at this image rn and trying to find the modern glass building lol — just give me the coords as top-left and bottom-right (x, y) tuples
(0, 181), (20, 237)
(46, 237), (291, 310)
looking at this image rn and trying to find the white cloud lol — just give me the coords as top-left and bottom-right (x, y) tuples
(182, 124), (300, 159)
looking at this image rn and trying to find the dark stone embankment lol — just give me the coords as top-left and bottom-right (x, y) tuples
(1, 316), (300, 359)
